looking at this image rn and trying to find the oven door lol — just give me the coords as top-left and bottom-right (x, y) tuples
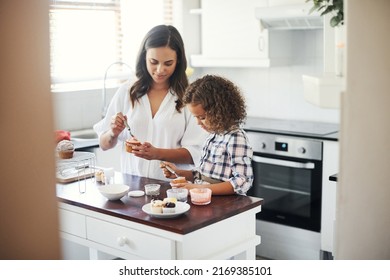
(248, 154), (322, 232)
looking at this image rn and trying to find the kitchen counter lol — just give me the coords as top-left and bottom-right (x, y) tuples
(70, 128), (99, 150)
(73, 139), (99, 150)
(57, 173), (263, 260)
(243, 117), (339, 141)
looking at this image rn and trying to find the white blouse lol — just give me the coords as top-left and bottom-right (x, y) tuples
(93, 81), (208, 181)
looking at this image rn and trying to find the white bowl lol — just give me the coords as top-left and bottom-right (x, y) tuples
(98, 184), (130, 200)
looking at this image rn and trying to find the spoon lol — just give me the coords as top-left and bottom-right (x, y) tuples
(123, 119), (134, 138)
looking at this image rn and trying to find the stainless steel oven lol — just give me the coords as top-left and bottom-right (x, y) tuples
(246, 131), (324, 259)
(243, 117), (338, 259)
(247, 132), (323, 232)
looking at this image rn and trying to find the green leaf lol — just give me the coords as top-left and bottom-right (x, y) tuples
(307, 0), (344, 27)
(330, 16), (339, 27)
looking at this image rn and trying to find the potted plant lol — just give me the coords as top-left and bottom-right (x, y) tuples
(307, 0), (344, 27)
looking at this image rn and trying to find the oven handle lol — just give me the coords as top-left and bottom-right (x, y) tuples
(252, 155), (315, 169)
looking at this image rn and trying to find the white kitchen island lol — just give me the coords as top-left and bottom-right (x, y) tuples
(57, 173), (262, 260)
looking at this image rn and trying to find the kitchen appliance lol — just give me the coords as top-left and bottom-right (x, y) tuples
(244, 117), (338, 260)
(247, 132), (322, 231)
(255, 3), (323, 30)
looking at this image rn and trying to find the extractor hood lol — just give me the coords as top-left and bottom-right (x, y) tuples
(255, 3), (323, 30)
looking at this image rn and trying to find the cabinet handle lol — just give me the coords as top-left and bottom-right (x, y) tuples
(117, 236), (129, 247)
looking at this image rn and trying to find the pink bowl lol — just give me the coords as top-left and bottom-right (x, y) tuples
(190, 188), (212, 205)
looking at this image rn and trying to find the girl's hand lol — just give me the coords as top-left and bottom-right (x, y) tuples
(160, 161), (178, 179)
(182, 183), (203, 190)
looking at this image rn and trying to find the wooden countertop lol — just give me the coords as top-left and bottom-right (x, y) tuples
(56, 173), (263, 235)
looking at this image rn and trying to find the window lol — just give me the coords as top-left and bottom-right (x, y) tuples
(50, 0), (172, 90)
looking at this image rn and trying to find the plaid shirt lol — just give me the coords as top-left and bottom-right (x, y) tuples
(198, 129), (253, 195)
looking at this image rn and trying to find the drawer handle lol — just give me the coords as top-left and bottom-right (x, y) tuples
(117, 236), (129, 247)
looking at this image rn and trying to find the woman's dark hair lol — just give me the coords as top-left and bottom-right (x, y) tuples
(184, 75), (247, 134)
(129, 25), (188, 112)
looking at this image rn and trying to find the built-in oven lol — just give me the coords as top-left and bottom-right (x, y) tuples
(246, 131), (324, 260)
(243, 117), (339, 259)
(247, 132), (323, 232)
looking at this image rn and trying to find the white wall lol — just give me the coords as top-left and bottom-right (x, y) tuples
(53, 87), (116, 131)
(54, 3), (339, 131)
(191, 29), (339, 123)
(334, 0), (390, 259)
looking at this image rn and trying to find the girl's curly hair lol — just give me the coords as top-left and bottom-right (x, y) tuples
(184, 75), (247, 134)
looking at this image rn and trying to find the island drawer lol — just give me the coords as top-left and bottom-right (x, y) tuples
(59, 208), (87, 238)
(86, 217), (175, 259)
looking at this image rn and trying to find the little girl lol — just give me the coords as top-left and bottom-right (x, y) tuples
(161, 75), (253, 195)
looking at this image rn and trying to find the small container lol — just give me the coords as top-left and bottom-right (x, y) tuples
(103, 168), (115, 185)
(190, 188), (212, 205)
(144, 184), (161, 196)
(167, 188), (188, 203)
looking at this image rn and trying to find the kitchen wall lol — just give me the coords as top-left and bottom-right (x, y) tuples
(53, 87), (116, 131)
(53, 0), (340, 132)
(188, 0), (339, 124)
(191, 29), (339, 123)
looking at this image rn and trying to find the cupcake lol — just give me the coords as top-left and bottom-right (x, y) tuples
(162, 202), (176, 214)
(171, 176), (187, 184)
(95, 169), (105, 182)
(125, 138), (141, 153)
(162, 197), (177, 214)
(151, 199), (164, 214)
(56, 140), (74, 159)
(170, 176), (188, 188)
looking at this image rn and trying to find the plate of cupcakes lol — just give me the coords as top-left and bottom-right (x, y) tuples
(142, 198), (190, 218)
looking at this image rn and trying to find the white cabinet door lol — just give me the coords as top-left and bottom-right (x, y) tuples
(59, 208), (87, 238)
(191, 0), (271, 67)
(321, 140), (339, 254)
(201, 0), (267, 59)
(86, 217), (175, 259)
(192, 0), (306, 67)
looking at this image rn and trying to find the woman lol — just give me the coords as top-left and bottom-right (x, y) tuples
(93, 25), (207, 180)
(161, 75), (253, 195)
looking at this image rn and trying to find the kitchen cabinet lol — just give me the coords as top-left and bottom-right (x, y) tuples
(86, 213), (175, 259)
(191, 0), (315, 68)
(191, 0), (269, 67)
(321, 140), (339, 257)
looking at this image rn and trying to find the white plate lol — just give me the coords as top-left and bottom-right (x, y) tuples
(142, 202), (190, 218)
(128, 190), (145, 197)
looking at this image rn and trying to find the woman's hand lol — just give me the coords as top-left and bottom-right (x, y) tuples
(132, 141), (160, 160)
(110, 112), (127, 137)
